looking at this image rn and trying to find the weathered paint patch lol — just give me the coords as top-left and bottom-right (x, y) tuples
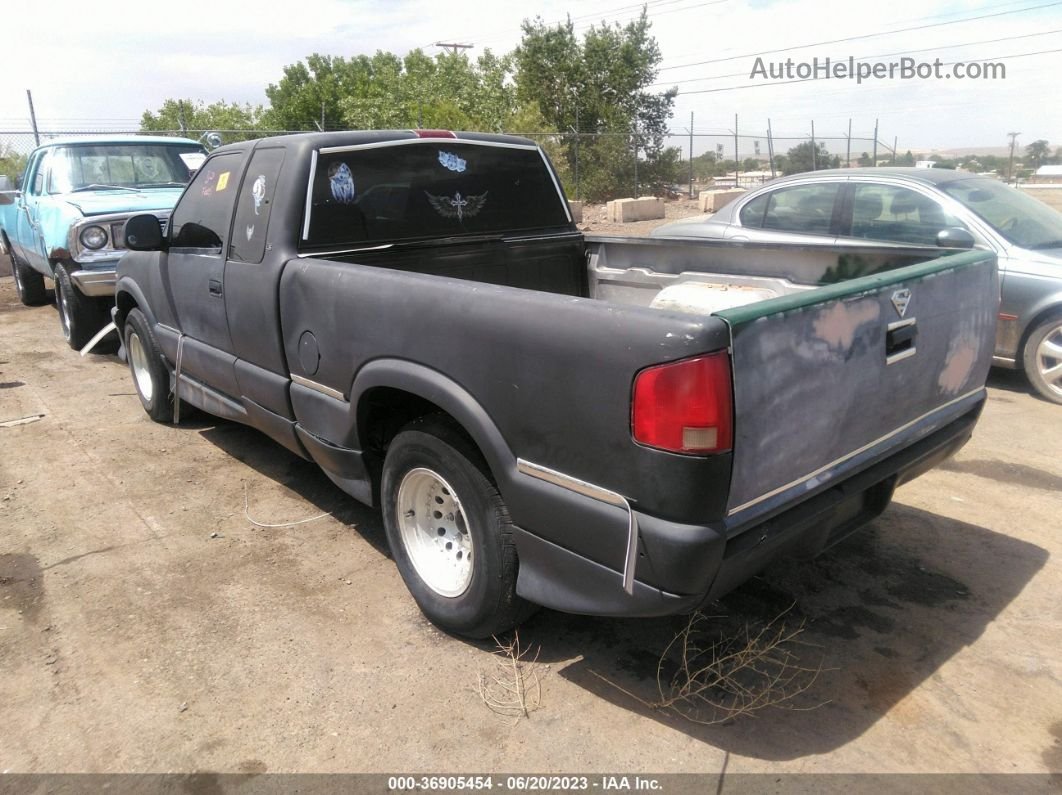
(938, 332), (978, 395)
(812, 299), (881, 352)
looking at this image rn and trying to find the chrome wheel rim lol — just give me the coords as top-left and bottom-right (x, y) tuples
(57, 282), (71, 340)
(1035, 321), (1062, 400)
(128, 330), (154, 403)
(396, 467), (473, 597)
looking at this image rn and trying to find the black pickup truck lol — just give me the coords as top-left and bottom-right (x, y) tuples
(115, 130), (998, 638)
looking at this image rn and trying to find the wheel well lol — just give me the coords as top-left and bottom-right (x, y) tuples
(357, 387), (477, 458)
(114, 291), (139, 330)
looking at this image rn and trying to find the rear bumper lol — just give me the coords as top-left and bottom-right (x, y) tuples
(70, 267), (117, 297)
(512, 392), (984, 617)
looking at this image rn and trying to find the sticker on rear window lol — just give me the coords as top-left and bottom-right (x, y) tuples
(217, 172), (230, 191)
(438, 151), (466, 172)
(252, 175), (266, 215)
(328, 162), (357, 204)
(425, 190), (487, 221)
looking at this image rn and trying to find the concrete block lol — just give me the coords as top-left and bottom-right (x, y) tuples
(606, 197), (666, 223)
(568, 200), (583, 223)
(699, 188), (745, 213)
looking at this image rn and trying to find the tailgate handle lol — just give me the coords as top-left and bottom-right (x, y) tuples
(886, 318), (917, 364)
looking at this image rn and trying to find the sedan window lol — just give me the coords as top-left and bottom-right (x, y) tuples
(849, 184), (964, 246)
(742, 183), (840, 236)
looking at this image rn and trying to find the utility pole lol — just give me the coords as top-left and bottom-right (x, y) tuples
(811, 120), (817, 171)
(1007, 131), (1021, 183)
(872, 118), (879, 165)
(435, 42), (472, 55)
(892, 135), (898, 165)
(688, 112), (694, 198)
(846, 118), (852, 168)
(767, 118), (776, 178)
(733, 113), (739, 188)
(25, 90), (40, 146)
(178, 100), (188, 136)
(574, 101), (580, 201)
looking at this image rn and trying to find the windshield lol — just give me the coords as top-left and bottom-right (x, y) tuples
(939, 176), (1062, 250)
(47, 143), (206, 193)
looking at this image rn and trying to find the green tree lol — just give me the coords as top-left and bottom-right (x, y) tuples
(140, 99), (269, 143)
(896, 150), (915, 166)
(262, 53), (356, 131)
(1025, 139), (1051, 169)
(0, 144), (28, 184)
(857, 151), (873, 167)
(783, 141), (834, 174)
(514, 9), (677, 201)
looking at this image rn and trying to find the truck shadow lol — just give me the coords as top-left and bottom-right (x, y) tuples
(191, 419), (1046, 759)
(194, 418), (390, 558)
(522, 504), (1047, 760)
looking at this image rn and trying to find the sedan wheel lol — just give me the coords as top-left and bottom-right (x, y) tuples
(1023, 316), (1062, 405)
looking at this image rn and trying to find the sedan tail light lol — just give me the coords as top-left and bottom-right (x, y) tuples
(632, 352), (733, 454)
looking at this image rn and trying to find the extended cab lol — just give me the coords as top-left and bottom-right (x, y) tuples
(0, 136), (206, 348)
(115, 131), (998, 638)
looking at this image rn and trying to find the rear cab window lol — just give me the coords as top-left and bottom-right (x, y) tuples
(300, 140), (571, 250)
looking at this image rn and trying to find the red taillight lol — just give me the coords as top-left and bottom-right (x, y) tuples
(631, 352), (733, 454)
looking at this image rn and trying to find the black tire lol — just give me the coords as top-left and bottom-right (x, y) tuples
(381, 415), (534, 639)
(124, 308), (173, 422)
(8, 240), (49, 306)
(54, 263), (109, 350)
(1022, 314), (1062, 405)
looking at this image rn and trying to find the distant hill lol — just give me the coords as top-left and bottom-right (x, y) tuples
(908, 146), (1031, 158)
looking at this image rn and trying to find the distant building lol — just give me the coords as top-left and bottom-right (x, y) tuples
(916, 160), (937, 169)
(1029, 165), (1062, 184)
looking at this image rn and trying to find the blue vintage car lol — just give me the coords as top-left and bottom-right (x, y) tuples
(0, 135), (206, 348)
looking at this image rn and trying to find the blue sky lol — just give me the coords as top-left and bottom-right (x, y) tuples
(1, 0), (1059, 153)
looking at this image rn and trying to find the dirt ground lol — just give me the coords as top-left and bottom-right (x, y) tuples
(0, 236), (1060, 781)
(577, 197), (706, 237)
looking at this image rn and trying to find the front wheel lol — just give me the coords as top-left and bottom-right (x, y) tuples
(8, 243), (49, 306)
(381, 416), (533, 639)
(124, 308), (173, 422)
(55, 264), (109, 350)
(1023, 314), (1062, 405)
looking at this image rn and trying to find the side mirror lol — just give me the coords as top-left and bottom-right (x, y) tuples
(124, 214), (165, 251)
(936, 227), (976, 249)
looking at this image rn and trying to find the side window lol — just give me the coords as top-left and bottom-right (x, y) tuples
(850, 184), (965, 246)
(739, 193), (770, 228)
(28, 151), (49, 196)
(760, 183), (840, 236)
(169, 152), (243, 251)
(229, 148), (285, 264)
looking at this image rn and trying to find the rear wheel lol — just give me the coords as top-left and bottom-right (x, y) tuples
(8, 242), (48, 306)
(124, 308), (173, 422)
(381, 416), (533, 638)
(55, 263), (109, 350)
(1023, 314), (1062, 405)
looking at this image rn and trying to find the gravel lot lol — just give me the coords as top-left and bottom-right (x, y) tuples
(0, 231), (1059, 781)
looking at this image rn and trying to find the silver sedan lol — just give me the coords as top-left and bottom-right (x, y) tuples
(652, 168), (1062, 404)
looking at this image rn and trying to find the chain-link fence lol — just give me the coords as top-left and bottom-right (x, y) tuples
(0, 125), (902, 201)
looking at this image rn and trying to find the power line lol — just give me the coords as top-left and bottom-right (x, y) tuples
(649, 28), (1062, 88)
(656, 0), (1062, 72)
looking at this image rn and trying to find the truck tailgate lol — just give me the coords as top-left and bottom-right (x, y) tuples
(716, 250), (997, 518)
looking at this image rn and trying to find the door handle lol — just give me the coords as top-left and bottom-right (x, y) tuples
(208, 278), (223, 297)
(885, 318), (917, 364)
